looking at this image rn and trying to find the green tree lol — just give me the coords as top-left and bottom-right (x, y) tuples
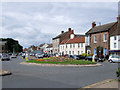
(0, 38), (23, 53)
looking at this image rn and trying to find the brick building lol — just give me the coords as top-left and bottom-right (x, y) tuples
(85, 18), (118, 56)
(52, 28), (73, 54)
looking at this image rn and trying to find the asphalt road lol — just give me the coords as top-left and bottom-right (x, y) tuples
(2, 56), (119, 88)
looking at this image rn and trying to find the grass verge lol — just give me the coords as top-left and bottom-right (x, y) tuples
(26, 59), (96, 65)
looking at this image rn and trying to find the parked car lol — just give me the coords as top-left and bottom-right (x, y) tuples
(10, 54), (17, 58)
(8, 53), (12, 57)
(0, 54), (10, 61)
(85, 55), (99, 62)
(30, 53), (35, 56)
(72, 55), (79, 60)
(75, 55), (85, 60)
(36, 53), (44, 58)
(108, 55), (120, 63)
(43, 53), (49, 57)
(22, 53), (26, 59)
(67, 55), (74, 59)
(48, 54), (53, 57)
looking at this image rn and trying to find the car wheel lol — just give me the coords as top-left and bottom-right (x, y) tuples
(109, 60), (113, 63)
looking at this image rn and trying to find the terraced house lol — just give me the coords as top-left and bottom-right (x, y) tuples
(85, 17), (118, 57)
(59, 30), (85, 55)
(109, 16), (120, 56)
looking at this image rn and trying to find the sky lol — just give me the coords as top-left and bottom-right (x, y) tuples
(1, 2), (118, 48)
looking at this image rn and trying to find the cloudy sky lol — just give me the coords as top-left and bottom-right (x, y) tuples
(2, 2), (118, 48)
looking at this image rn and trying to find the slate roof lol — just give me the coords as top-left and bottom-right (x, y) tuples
(46, 44), (53, 48)
(52, 31), (71, 40)
(86, 22), (116, 34)
(110, 28), (120, 36)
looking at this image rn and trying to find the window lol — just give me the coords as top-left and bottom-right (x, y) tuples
(81, 43), (83, 47)
(63, 46), (64, 49)
(104, 48), (107, 55)
(114, 43), (116, 48)
(69, 51), (71, 55)
(70, 44), (72, 48)
(66, 51), (67, 54)
(78, 51), (79, 55)
(94, 36), (97, 43)
(78, 43), (80, 48)
(114, 36), (117, 40)
(72, 51), (74, 55)
(73, 44), (75, 48)
(104, 34), (107, 42)
(81, 51), (83, 54)
(66, 45), (67, 48)
(94, 49), (97, 55)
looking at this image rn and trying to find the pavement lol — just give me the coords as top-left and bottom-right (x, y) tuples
(84, 79), (120, 88)
(2, 56), (119, 88)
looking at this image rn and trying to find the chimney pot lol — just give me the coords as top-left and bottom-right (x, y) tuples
(92, 22), (96, 28)
(61, 31), (64, 34)
(68, 28), (71, 31)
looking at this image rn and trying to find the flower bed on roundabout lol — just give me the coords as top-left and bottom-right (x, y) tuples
(26, 57), (96, 65)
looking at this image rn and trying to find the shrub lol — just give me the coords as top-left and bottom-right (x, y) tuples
(81, 53), (92, 57)
(81, 53), (88, 57)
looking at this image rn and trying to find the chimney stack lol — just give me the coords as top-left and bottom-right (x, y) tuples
(70, 30), (74, 39)
(117, 15), (120, 23)
(92, 22), (96, 28)
(61, 31), (64, 34)
(71, 30), (74, 34)
(68, 28), (71, 31)
(117, 15), (120, 29)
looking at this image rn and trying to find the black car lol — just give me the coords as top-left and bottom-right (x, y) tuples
(75, 55), (85, 60)
(43, 54), (49, 57)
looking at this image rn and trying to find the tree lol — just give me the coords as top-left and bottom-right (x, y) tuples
(0, 38), (23, 53)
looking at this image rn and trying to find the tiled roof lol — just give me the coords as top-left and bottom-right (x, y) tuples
(60, 39), (69, 44)
(66, 37), (85, 44)
(86, 22), (116, 34)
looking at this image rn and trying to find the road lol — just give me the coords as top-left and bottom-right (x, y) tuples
(2, 56), (119, 88)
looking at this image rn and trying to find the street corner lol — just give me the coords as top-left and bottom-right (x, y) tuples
(0, 70), (12, 76)
(83, 79), (119, 88)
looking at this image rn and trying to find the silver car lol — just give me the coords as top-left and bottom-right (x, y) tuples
(0, 54), (10, 61)
(108, 55), (120, 63)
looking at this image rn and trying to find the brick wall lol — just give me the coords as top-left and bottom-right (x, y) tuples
(91, 32), (109, 55)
